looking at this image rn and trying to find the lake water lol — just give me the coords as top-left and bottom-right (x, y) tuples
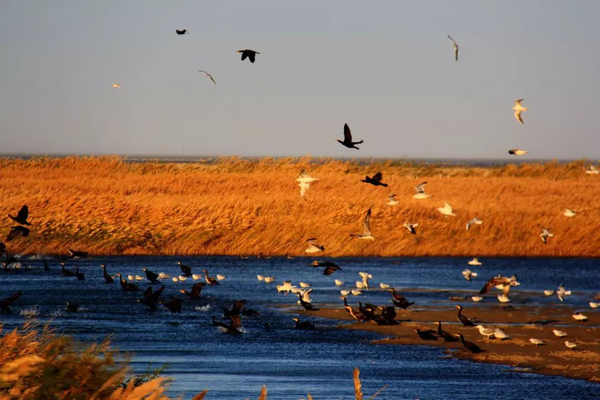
(0, 256), (598, 399)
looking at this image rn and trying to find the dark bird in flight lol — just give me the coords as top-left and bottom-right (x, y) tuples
(437, 321), (460, 342)
(292, 317), (315, 330)
(161, 297), (183, 313)
(142, 268), (160, 284)
(61, 262), (76, 277)
(8, 205), (31, 226)
(101, 264), (114, 283)
(75, 267), (85, 281)
(337, 124), (364, 150)
(68, 248), (89, 259)
(236, 49), (260, 63)
(456, 333), (484, 353)
(388, 288), (414, 309)
(0, 290), (21, 313)
(180, 282), (206, 299)
(139, 285), (166, 309)
(6, 226), (30, 241)
(455, 305), (476, 327)
(177, 261), (192, 277)
(415, 328), (438, 341)
(212, 315), (243, 335)
(361, 172), (388, 187)
(222, 300), (247, 318)
(175, 29), (189, 35)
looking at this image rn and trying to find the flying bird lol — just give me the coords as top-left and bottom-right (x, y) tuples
(112, 83), (122, 89)
(563, 208), (576, 217)
(337, 124), (363, 150)
(6, 226), (30, 241)
(585, 164), (599, 175)
(513, 99), (527, 124)
(467, 258), (482, 266)
(350, 208), (375, 240)
(508, 149), (529, 156)
(361, 172), (388, 187)
(413, 182), (431, 199)
(462, 269), (478, 281)
(175, 29), (189, 35)
(403, 223), (418, 235)
(236, 49), (260, 63)
(8, 205), (31, 225)
(437, 203), (456, 217)
(305, 238), (325, 253)
(387, 194), (399, 206)
(479, 275), (520, 296)
(198, 70), (216, 85)
(466, 217), (483, 231)
(0, 291), (21, 313)
(540, 228), (554, 244)
(447, 35), (459, 61)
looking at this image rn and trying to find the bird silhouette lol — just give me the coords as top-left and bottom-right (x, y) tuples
(337, 124), (364, 150)
(236, 49), (260, 63)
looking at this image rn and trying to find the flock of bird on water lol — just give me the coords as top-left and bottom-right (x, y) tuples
(1, 30), (599, 361)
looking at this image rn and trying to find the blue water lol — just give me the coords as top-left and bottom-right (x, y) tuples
(0, 256), (599, 399)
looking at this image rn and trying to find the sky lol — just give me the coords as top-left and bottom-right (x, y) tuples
(1, 0), (600, 160)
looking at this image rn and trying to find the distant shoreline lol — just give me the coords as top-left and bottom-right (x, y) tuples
(1, 156), (599, 258)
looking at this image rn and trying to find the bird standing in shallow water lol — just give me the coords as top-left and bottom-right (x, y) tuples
(337, 124), (364, 150)
(101, 264), (114, 283)
(142, 268), (160, 284)
(237, 49), (260, 63)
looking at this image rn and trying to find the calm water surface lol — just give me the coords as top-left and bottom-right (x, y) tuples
(1, 256), (599, 399)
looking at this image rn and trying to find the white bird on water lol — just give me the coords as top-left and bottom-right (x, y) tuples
(437, 203), (456, 217)
(257, 275), (265, 281)
(340, 290), (350, 296)
(379, 283), (390, 289)
(543, 290), (554, 296)
(590, 302), (599, 309)
(334, 279), (344, 286)
(387, 194), (399, 206)
(468, 258), (482, 266)
(351, 289), (362, 296)
(216, 274), (226, 281)
(413, 182), (431, 199)
(264, 277), (275, 284)
(471, 296), (483, 302)
(466, 218), (483, 231)
(299, 282), (311, 288)
(563, 209), (576, 218)
(513, 99), (527, 124)
(540, 229), (554, 244)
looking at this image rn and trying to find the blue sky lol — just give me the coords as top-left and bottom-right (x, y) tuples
(1, 0), (599, 159)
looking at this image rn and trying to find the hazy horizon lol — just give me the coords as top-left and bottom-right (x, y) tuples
(2, 1), (600, 159)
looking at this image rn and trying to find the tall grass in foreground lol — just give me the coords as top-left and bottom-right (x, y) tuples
(0, 322), (380, 399)
(0, 156), (599, 257)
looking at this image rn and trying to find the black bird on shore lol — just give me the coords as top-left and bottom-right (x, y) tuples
(180, 282), (206, 299)
(415, 328), (438, 341)
(340, 296), (368, 322)
(65, 301), (79, 313)
(117, 273), (139, 292)
(101, 264), (114, 283)
(8, 205), (31, 226)
(389, 288), (414, 309)
(375, 306), (399, 325)
(361, 172), (388, 187)
(175, 29), (189, 35)
(75, 267), (85, 281)
(61, 262), (76, 277)
(44, 261), (50, 272)
(177, 261), (192, 277)
(68, 248), (88, 259)
(358, 302), (377, 320)
(0, 290), (21, 313)
(437, 321), (460, 342)
(455, 305), (476, 327)
(337, 124), (364, 150)
(142, 268), (160, 284)
(236, 49), (259, 63)
(292, 317), (315, 330)
(6, 226), (30, 241)
(161, 297), (182, 313)
(456, 333), (484, 353)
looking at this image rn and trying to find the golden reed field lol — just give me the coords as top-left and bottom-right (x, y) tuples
(0, 156), (599, 258)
